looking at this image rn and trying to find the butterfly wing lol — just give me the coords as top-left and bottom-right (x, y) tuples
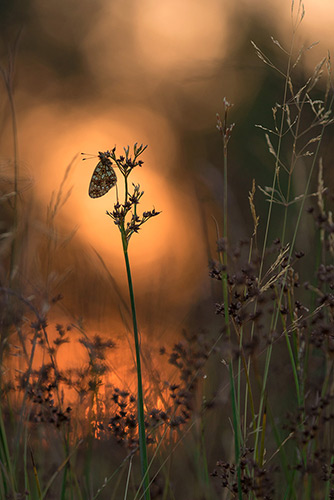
(89, 158), (117, 198)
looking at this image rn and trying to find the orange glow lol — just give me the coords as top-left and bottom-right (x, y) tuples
(15, 102), (210, 324)
(3, 1), (330, 328)
(2, 0), (334, 447)
(5, 318), (188, 442)
(132, 0), (228, 75)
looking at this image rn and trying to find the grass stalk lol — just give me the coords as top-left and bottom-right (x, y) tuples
(0, 31), (22, 286)
(30, 446), (42, 499)
(217, 99), (242, 498)
(123, 455), (133, 500)
(122, 244), (150, 500)
(0, 405), (17, 496)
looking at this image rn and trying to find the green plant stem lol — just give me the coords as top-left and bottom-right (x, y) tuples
(125, 175), (129, 203)
(200, 420), (210, 495)
(221, 143), (242, 499)
(123, 455), (133, 500)
(122, 240), (150, 500)
(0, 405), (17, 496)
(7, 88), (19, 285)
(0, 52), (20, 288)
(258, 38), (294, 284)
(223, 144), (228, 266)
(252, 27), (297, 464)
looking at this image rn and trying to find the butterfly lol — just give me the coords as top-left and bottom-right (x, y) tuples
(88, 152), (117, 198)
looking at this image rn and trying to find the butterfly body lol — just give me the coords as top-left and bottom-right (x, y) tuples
(89, 152), (117, 198)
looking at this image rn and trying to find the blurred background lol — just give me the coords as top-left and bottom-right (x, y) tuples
(0, 0), (333, 382)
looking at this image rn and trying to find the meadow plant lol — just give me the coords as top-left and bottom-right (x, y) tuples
(209, 1), (334, 498)
(85, 144), (160, 500)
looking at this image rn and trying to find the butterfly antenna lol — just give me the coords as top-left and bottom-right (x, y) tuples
(81, 152), (97, 161)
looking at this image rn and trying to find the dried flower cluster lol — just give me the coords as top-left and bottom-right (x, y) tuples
(92, 145), (162, 243)
(107, 187), (160, 241)
(211, 449), (276, 499)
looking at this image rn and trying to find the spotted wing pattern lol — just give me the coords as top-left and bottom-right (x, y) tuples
(89, 153), (117, 198)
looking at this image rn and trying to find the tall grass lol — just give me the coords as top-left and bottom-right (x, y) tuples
(1, 0), (334, 498)
(211, 1), (334, 498)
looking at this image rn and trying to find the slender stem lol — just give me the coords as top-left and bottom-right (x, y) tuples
(258, 34), (294, 284)
(223, 144), (228, 264)
(124, 455), (133, 500)
(7, 90), (19, 284)
(125, 175), (129, 204)
(0, 34), (21, 287)
(122, 241), (150, 500)
(253, 31), (296, 463)
(221, 139), (242, 499)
